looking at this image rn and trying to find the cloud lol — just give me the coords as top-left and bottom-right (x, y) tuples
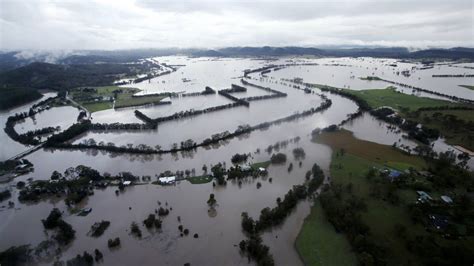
(0, 0), (472, 50)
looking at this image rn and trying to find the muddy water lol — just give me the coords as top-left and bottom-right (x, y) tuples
(75, 78), (327, 148)
(1, 57), (473, 265)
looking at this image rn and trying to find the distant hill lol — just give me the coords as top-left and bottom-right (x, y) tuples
(0, 62), (152, 91)
(1, 47), (472, 73)
(192, 47), (474, 60)
(409, 48), (474, 60)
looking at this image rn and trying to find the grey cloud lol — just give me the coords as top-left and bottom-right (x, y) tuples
(0, 0), (472, 50)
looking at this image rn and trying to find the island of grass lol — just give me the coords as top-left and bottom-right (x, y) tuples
(250, 161), (271, 170)
(186, 175), (213, 184)
(70, 86), (167, 113)
(337, 86), (462, 111)
(319, 86), (474, 151)
(298, 128), (474, 265)
(459, 85), (474, 91)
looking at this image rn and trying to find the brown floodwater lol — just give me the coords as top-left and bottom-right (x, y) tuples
(1, 57), (472, 265)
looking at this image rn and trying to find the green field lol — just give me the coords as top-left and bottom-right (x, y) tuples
(71, 86), (166, 112)
(304, 129), (474, 265)
(297, 130), (428, 265)
(186, 175), (213, 184)
(296, 201), (357, 266)
(83, 102), (113, 113)
(343, 87), (461, 111)
(250, 161), (271, 170)
(459, 85), (474, 91)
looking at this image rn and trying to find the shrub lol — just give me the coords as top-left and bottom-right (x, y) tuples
(270, 153), (287, 164)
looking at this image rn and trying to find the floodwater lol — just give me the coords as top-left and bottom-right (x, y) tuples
(0, 57), (473, 265)
(267, 57), (474, 100)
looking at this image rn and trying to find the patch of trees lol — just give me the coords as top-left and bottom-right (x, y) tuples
(45, 121), (91, 146)
(134, 110), (156, 125)
(244, 65), (276, 77)
(143, 214), (162, 229)
(108, 238), (121, 248)
(339, 109), (363, 126)
(90, 122), (157, 131)
(42, 208), (76, 245)
(218, 89), (250, 107)
(242, 93), (287, 102)
(14, 127), (60, 145)
(90, 221), (110, 237)
(130, 222), (142, 238)
(254, 185), (308, 231)
(370, 107), (440, 145)
(319, 186), (386, 265)
(240, 78), (287, 97)
(231, 153), (249, 164)
(292, 147), (306, 160)
(132, 68), (174, 83)
(18, 165), (105, 203)
(0, 190), (11, 202)
(211, 164), (226, 185)
(265, 137), (300, 154)
(181, 86), (216, 97)
(308, 163), (324, 194)
(65, 251), (94, 266)
(433, 74), (474, 78)
(239, 234), (274, 266)
(270, 153), (287, 164)
(227, 165), (252, 180)
(0, 245), (33, 265)
(0, 86), (42, 110)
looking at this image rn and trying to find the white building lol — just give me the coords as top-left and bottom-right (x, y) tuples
(159, 176), (176, 184)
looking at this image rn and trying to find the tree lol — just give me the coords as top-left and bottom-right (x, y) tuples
(207, 193), (217, 206)
(211, 163), (225, 185)
(270, 153), (287, 164)
(50, 171), (62, 180)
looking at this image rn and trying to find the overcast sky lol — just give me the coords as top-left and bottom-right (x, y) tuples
(0, 0), (472, 50)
